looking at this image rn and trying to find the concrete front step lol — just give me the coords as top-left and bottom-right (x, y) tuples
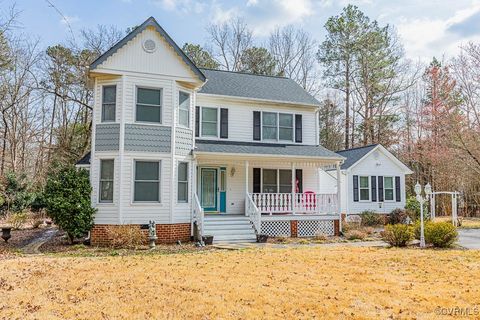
(204, 214), (256, 243)
(211, 234), (257, 242)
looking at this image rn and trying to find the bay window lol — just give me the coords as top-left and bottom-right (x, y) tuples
(136, 87), (162, 123)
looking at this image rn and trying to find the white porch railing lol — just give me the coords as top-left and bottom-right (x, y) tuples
(193, 193), (204, 239)
(250, 193), (338, 215)
(245, 193), (261, 234)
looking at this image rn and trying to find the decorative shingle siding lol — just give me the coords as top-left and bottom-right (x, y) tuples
(124, 124), (171, 153)
(95, 124), (120, 151)
(175, 127), (193, 156)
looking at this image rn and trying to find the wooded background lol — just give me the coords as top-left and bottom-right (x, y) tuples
(1, 5), (479, 215)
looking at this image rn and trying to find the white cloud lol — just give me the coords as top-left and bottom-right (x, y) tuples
(153, 0), (205, 14)
(396, 2), (480, 61)
(59, 15), (80, 26)
(209, 0), (315, 36)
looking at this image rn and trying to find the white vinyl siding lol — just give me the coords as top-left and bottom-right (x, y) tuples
(178, 91), (190, 128)
(359, 176), (370, 201)
(99, 159), (114, 202)
(134, 160), (161, 202)
(136, 87), (162, 123)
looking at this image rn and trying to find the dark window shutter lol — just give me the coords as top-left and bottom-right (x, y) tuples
(378, 176), (384, 202)
(371, 176), (377, 202)
(295, 114), (302, 143)
(195, 106), (200, 137)
(395, 176), (401, 202)
(220, 108), (228, 139)
(353, 175), (359, 202)
(253, 168), (261, 193)
(253, 111), (261, 141)
(295, 169), (303, 193)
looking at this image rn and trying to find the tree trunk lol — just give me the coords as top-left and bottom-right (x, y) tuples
(345, 64), (350, 149)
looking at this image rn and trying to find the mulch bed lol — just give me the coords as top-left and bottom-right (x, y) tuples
(39, 230), (215, 256)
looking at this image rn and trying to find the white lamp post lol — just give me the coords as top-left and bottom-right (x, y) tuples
(415, 182), (432, 248)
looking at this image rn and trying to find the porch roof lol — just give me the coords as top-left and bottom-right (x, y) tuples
(194, 140), (344, 160)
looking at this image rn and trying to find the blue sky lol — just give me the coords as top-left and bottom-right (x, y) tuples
(5, 0), (480, 61)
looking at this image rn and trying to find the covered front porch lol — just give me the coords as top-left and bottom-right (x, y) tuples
(192, 147), (344, 239)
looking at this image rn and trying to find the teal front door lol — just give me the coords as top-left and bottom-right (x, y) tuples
(219, 167), (227, 213)
(201, 168), (217, 212)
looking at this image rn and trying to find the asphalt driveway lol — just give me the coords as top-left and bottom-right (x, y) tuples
(458, 229), (480, 249)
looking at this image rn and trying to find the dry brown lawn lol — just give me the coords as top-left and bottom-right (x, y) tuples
(1, 246), (480, 319)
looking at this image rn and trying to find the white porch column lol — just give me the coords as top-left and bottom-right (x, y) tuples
(291, 162), (296, 215)
(336, 161), (342, 232)
(316, 166), (321, 214)
(245, 160), (249, 216)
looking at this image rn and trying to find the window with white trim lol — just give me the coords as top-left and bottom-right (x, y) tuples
(136, 87), (162, 123)
(384, 177), (394, 201)
(262, 112), (277, 140)
(178, 91), (190, 127)
(261, 112), (294, 141)
(102, 86), (116, 122)
(99, 159), (114, 202)
(262, 169), (292, 193)
(134, 161), (160, 202)
(177, 162), (188, 203)
(201, 107), (218, 137)
(359, 176), (370, 201)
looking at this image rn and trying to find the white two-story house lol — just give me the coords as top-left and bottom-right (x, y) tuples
(79, 17), (345, 245)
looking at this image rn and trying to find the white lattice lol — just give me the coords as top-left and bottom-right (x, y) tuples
(297, 220), (334, 237)
(261, 221), (291, 237)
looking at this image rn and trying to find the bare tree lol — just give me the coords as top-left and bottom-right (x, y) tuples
(207, 18), (252, 71)
(269, 25), (320, 95)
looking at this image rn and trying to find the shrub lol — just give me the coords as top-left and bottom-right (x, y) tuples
(425, 222), (458, 248)
(387, 208), (409, 225)
(405, 196), (429, 222)
(8, 211), (28, 230)
(360, 210), (383, 226)
(1, 172), (37, 214)
(313, 231), (327, 241)
(345, 229), (367, 240)
(105, 225), (146, 249)
(44, 167), (96, 243)
(382, 224), (413, 247)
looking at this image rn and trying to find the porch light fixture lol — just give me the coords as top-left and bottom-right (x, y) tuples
(230, 167), (236, 177)
(415, 182), (432, 248)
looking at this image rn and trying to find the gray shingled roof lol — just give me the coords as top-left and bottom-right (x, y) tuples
(76, 152), (91, 165)
(335, 144), (379, 169)
(195, 140), (342, 159)
(90, 17), (206, 82)
(198, 69), (320, 106)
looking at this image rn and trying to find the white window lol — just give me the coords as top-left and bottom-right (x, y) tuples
(262, 112), (294, 141)
(134, 161), (161, 202)
(136, 87), (162, 123)
(201, 107), (218, 137)
(279, 113), (293, 141)
(262, 112), (277, 140)
(262, 169), (292, 193)
(178, 91), (190, 127)
(384, 177), (394, 201)
(177, 162), (188, 203)
(359, 176), (370, 201)
(102, 86), (116, 122)
(99, 159), (114, 203)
